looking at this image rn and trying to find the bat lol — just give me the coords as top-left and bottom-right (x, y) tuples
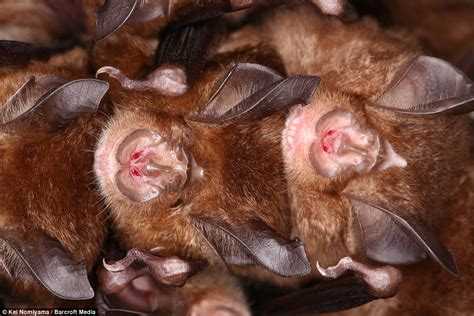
(0, 47), (110, 306)
(219, 2), (473, 314)
(91, 0), (351, 41)
(93, 19), (322, 313)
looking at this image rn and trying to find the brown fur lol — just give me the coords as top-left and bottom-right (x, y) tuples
(353, 0), (474, 64)
(96, 57), (291, 271)
(92, 32), (158, 78)
(0, 49), (108, 306)
(0, 1), (65, 43)
(93, 47), (297, 314)
(334, 159), (474, 315)
(172, 270), (251, 316)
(219, 3), (472, 313)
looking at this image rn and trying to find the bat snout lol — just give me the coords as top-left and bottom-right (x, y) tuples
(309, 108), (380, 177)
(113, 128), (190, 202)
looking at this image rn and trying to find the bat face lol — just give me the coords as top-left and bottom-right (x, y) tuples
(282, 94), (406, 179)
(95, 115), (194, 203)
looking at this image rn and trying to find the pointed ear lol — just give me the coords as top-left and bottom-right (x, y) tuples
(1, 77), (109, 132)
(343, 192), (459, 276)
(373, 55), (474, 116)
(190, 63), (320, 123)
(95, 0), (167, 41)
(193, 216), (311, 277)
(0, 40), (76, 67)
(0, 230), (94, 300)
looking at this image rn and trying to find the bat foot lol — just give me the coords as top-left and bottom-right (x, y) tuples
(99, 248), (205, 295)
(318, 256), (402, 298)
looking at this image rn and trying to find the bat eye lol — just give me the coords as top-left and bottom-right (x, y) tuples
(114, 129), (189, 202)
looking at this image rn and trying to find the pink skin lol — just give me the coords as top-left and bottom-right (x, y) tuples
(94, 128), (189, 202)
(283, 105), (404, 178)
(113, 276), (170, 312)
(309, 0), (346, 15)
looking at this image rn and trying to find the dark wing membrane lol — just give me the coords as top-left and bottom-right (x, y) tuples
(0, 230), (93, 300)
(155, 20), (221, 84)
(193, 216), (311, 277)
(259, 274), (376, 315)
(260, 257), (402, 315)
(0, 40), (76, 67)
(373, 55), (474, 116)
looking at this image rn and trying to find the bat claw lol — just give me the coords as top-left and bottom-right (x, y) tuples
(318, 256), (402, 298)
(98, 248), (206, 295)
(150, 246), (165, 254)
(96, 66), (124, 80)
(317, 256), (354, 279)
(102, 258), (125, 273)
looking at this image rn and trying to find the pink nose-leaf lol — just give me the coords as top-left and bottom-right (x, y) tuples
(114, 128), (190, 202)
(310, 109), (381, 177)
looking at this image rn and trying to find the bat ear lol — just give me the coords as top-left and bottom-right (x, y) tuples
(0, 230), (94, 300)
(1, 77), (109, 132)
(190, 63), (320, 123)
(343, 192), (459, 276)
(95, 0), (167, 41)
(373, 55), (474, 116)
(193, 216), (311, 277)
(96, 64), (188, 96)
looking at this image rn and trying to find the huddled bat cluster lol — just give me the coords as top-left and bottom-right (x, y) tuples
(0, 0), (473, 315)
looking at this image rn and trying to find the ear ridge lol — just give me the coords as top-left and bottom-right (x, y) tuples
(190, 63), (320, 123)
(1, 76), (66, 126)
(193, 216), (311, 277)
(343, 193), (459, 276)
(95, 0), (137, 41)
(95, 0), (167, 41)
(2, 78), (109, 132)
(0, 230), (94, 300)
(373, 55), (474, 116)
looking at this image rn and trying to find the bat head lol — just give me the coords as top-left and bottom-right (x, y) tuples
(285, 55), (473, 276)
